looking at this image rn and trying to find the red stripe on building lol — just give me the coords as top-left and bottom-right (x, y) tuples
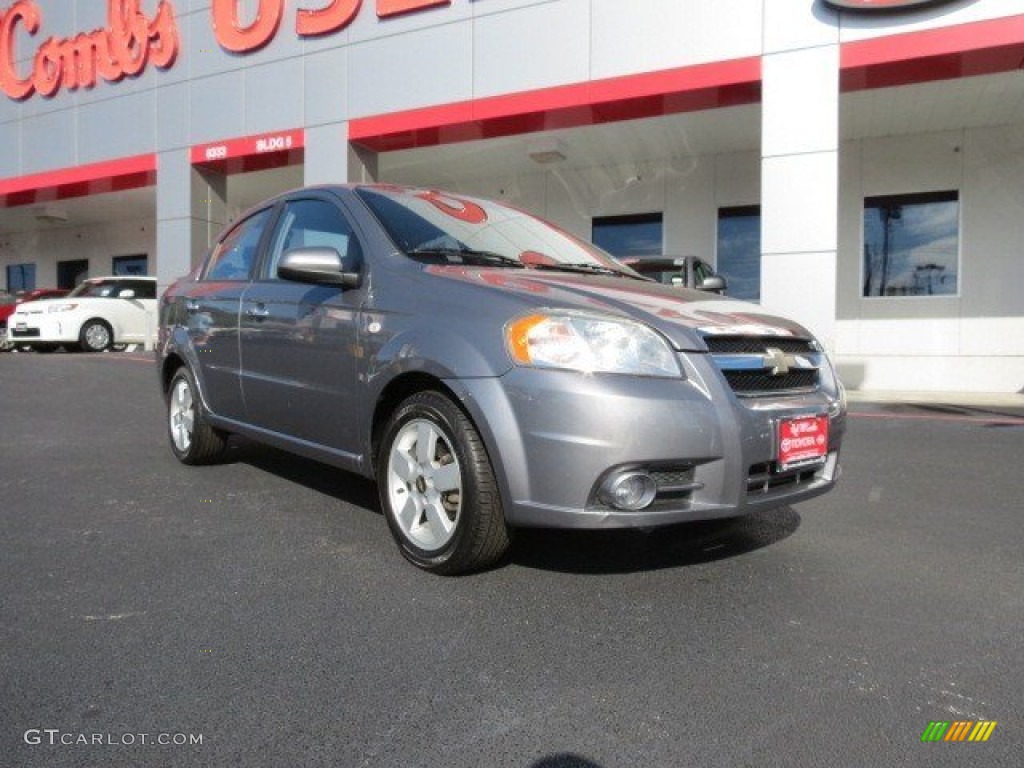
(0, 154), (156, 208)
(841, 13), (1024, 90)
(350, 57), (762, 152)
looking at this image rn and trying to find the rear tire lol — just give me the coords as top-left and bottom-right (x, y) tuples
(167, 367), (227, 465)
(378, 390), (509, 575)
(79, 320), (112, 352)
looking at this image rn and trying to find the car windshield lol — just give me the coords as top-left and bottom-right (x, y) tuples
(68, 280), (128, 298)
(355, 187), (640, 278)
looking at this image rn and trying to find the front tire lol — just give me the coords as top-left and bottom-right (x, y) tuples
(79, 320), (112, 352)
(378, 391), (509, 575)
(167, 367), (227, 465)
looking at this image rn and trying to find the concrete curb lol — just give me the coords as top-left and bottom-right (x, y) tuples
(846, 389), (1024, 408)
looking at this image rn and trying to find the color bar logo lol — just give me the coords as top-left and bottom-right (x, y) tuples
(921, 721), (997, 743)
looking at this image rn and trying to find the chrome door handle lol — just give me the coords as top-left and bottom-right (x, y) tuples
(246, 305), (270, 319)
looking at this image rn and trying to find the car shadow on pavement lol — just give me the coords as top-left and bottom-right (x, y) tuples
(509, 507), (801, 575)
(215, 437), (800, 575)
(224, 436), (382, 514)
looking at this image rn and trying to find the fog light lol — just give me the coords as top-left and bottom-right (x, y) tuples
(600, 471), (657, 511)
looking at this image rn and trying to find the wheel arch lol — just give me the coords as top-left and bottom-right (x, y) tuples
(160, 352), (187, 395)
(370, 371), (459, 474)
(80, 316), (115, 343)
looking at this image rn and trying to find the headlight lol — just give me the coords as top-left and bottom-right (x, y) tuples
(47, 303), (78, 313)
(505, 311), (681, 377)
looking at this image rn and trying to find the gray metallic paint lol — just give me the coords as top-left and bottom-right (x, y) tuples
(159, 185), (846, 531)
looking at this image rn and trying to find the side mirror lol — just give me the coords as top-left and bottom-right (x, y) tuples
(118, 289), (137, 299)
(278, 247), (360, 288)
(697, 275), (727, 294)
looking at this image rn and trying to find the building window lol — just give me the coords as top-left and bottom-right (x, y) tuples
(717, 206), (761, 302)
(863, 191), (959, 297)
(592, 213), (663, 257)
(6, 263), (36, 292)
(57, 259), (89, 289)
(112, 255), (149, 276)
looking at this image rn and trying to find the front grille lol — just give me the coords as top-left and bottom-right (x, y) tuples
(723, 369), (818, 393)
(704, 333), (822, 397)
(747, 461), (822, 496)
(703, 336), (816, 355)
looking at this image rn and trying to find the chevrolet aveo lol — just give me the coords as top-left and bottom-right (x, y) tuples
(158, 185), (846, 574)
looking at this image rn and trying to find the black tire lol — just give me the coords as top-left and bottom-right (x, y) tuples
(377, 390), (509, 575)
(166, 367), (227, 465)
(79, 319), (112, 352)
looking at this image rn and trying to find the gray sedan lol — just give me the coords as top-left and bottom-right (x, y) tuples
(158, 185), (846, 574)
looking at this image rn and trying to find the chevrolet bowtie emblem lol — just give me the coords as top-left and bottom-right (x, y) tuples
(762, 347), (796, 376)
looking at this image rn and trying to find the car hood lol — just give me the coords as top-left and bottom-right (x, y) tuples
(424, 266), (814, 351)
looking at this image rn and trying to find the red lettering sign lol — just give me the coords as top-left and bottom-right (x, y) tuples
(823, 0), (958, 10)
(0, 0), (179, 101)
(377, 0), (450, 19)
(297, 0), (362, 38)
(1, 0), (458, 99)
(210, 0), (282, 53)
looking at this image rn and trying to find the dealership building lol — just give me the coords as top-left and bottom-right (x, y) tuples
(1, 0), (1023, 392)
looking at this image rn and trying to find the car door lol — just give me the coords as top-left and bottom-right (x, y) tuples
(187, 207), (276, 421)
(238, 194), (365, 456)
(110, 278), (157, 343)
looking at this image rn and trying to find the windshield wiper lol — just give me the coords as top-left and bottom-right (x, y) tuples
(405, 247), (525, 268)
(528, 262), (638, 278)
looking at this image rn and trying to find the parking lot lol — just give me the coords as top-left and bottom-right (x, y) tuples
(2, 352), (1022, 767)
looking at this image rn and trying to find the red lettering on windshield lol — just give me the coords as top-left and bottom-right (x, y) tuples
(416, 190), (488, 224)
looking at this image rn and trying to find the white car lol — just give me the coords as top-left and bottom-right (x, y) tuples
(8, 276), (158, 353)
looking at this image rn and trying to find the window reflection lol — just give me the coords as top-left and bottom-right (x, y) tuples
(592, 213), (663, 257)
(717, 206), (760, 302)
(863, 191), (959, 297)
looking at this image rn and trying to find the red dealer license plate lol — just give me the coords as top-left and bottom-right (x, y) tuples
(778, 415), (829, 471)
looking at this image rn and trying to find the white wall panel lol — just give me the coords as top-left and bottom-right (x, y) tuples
(764, 0), (840, 53)
(591, 0), (763, 80)
(304, 47), (350, 128)
(665, 160), (715, 260)
(714, 150), (760, 208)
(188, 71), (246, 144)
(860, 132), (962, 196)
(156, 82), (190, 151)
(0, 120), (19, 178)
(348, 22), (473, 117)
(959, 124), (1024, 323)
(78, 92), (157, 165)
(762, 46), (840, 158)
(244, 58), (304, 135)
(304, 123), (350, 186)
(473, 0), (590, 99)
(761, 251), (838, 346)
(20, 110), (77, 174)
(762, 152), (839, 256)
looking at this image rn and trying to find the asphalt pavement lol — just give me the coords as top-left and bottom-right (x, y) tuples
(1, 352), (1021, 767)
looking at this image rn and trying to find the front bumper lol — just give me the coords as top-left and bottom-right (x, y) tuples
(8, 314), (79, 344)
(452, 355), (845, 529)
